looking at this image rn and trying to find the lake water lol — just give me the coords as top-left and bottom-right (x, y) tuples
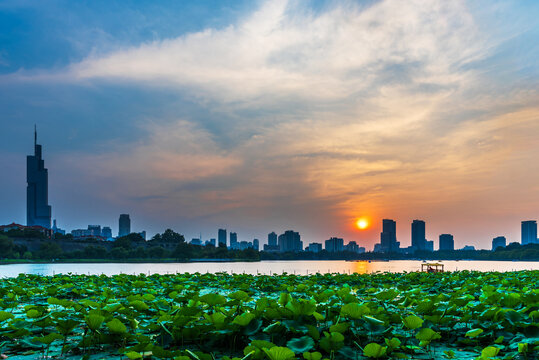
(1, 260), (538, 278)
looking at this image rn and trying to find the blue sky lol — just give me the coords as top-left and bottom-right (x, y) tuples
(1, 0), (538, 249)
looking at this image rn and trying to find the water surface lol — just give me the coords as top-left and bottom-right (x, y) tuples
(1, 260), (538, 278)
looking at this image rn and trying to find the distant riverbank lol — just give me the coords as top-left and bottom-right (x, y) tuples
(1, 260), (538, 278)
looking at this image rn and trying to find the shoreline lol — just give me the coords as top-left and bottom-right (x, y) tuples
(1, 258), (538, 265)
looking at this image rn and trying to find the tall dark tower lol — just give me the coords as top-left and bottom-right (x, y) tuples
(27, 126), (52, 228)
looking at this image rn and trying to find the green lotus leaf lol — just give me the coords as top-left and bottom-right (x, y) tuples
(125, 351), (143, 359)
(233, 312), (256, 326)
(340, 303), (370, 319)
(32, 333), (63, 345)
(465, 328), (483, 338)
(85, 314), (105, 331)
(329, 322), (349, 333)
(0, 311), (14, 322)
(364, 315), (384, 325)
(402, 315), (423, 330)
(26, 309), (40, 319)
(385, 337), (401, 349)
(320, 331), (345, 352)
(130, 300), (150, 311)
(56, 319), (79, 335)
(481, 346), (500, 358)
(302, 351), (322, 360)
(286, 336), (315, 353)
(200, 293), (226, 306)
(416, 328), (441, 342)
(107, 318), (127, 334)
(229, 290), (249, 301)
(263, 346), (295, 360)
(286, 299), (316, 316)
(363, 343), (387, 358)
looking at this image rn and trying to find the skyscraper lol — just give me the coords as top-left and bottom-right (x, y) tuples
(118, 214), (130, 237)
(325, 237), (344, 252)
(268, 232), (277, 246)
(411, 220), (426, 251)
(218, 228), (227, 247)
(230, 232), (238, 249)
(521, 221), (537, 245)
(492, 236), (506, 251)
(278, 230), (302, 252)
(379, 219), (400, 252)
(439, 234), (454, 251)
(27, 126), (51, 228)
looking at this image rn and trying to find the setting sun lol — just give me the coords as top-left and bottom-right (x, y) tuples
(356, 218), (369, 230)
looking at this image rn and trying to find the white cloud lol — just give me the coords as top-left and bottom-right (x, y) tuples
(67, 0), (484, 106)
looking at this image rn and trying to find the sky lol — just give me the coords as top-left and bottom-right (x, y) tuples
(0, 0), (538, 250)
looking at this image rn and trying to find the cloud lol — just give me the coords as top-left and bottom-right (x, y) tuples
(66, 0), (484, 106)
(4, 0), (538, 247)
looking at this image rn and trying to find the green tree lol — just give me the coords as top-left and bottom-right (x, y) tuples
(0, 235), (14, 258)
(37, 242), (63, 260)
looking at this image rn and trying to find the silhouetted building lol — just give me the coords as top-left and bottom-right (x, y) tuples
(411, 220), (427, 251)
(344, 241), (365, 253)
(439, 234), (454, 251)
(102, 226), (112, 239)
(253, 238), (259, 251)
(27, 127), (52, 229)
(492, 236), (506, 251)
(138, 231), (146, 240)
(278, 230), (302, 252)
(88, 225), (101, 237)
(268, 232), (277, 247)
(521, 221), (537, 245)
(379, 219), (400, 253)
(52, 219), (65, 235)
(325, 237), (344, 252)
(218, 228), (227, 247)
(461, 245), (475, 251)
(263, 244), (280, 252)
(230, 232), (238, 249)
(190, 238), (201, 245)
(306, 243), (322, 253)
(205, 238), (216, 247)
(71, 228), (92, 237)
(118, 214), (130, 237)
(425, 240), (434, 252)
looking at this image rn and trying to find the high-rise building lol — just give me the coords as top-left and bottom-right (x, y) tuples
(521, 221), (537, 245)
(88, 225), (102, 237)
(379, 219), (400, 253)
(411, 220), (427, 251)
(230, 232), (238, 249)
(306, 243), (322, 253)
(492, 236), (506, 251)
(439, 234), (454, 251)
(278, 230), (302, 252)
(27, 127), (51, 228)
(218, 229), (227, 247)
(118, 214), (130, 237)
(102, 227), (112, 239)
(253, 238), (259, 251)
(325, 237), (344, 252)
(268, 232), (277, 247)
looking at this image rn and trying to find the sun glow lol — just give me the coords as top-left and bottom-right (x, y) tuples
(356, 218), (369, 230)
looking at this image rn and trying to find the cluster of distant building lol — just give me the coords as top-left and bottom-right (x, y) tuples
(67, 214), (146, 241)
(371, 218), (538, 253)
(3, 128), (538, 254)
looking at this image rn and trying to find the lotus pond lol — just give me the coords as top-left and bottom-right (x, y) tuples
(0, 271), (537, 360)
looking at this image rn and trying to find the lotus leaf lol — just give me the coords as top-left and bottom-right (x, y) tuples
(287, 336), (315, 353)
(363, 343), (387, 358)
(263, 346), (295, 360)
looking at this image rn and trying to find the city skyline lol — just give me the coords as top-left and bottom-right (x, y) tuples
(1, 1), (538, 249)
